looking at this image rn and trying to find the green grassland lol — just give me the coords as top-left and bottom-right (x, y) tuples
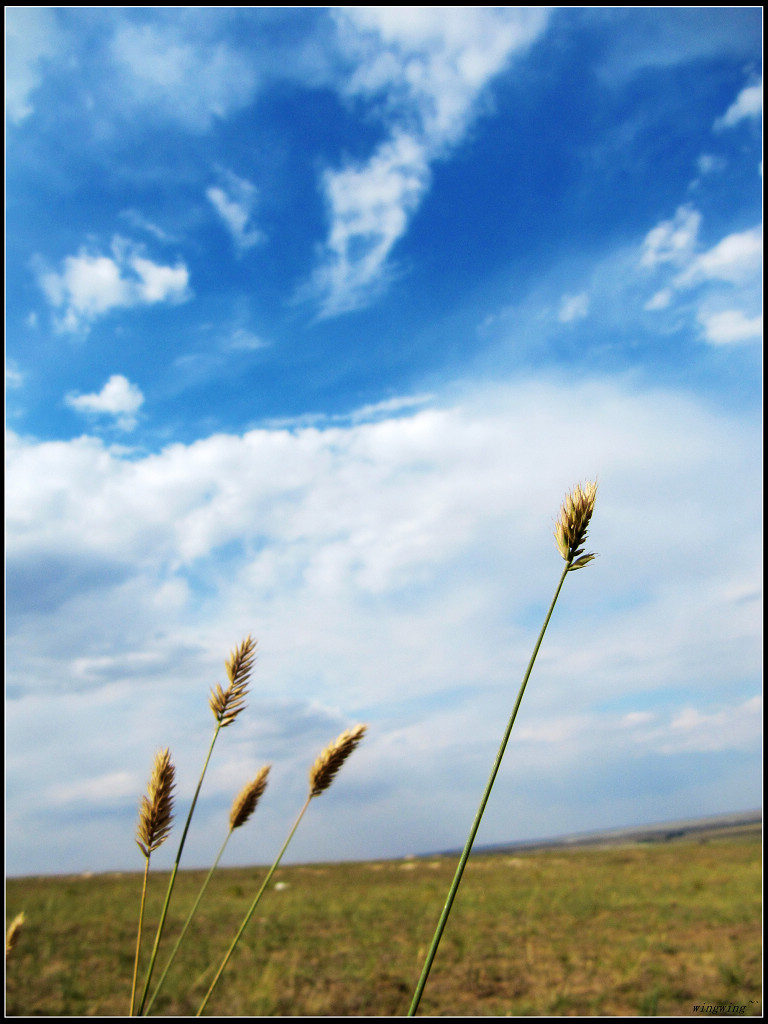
(6, 832), (761, 1017)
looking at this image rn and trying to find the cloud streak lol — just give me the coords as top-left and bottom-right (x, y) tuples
(207, 169), (266, 255)
(641, 208), (762, 346)
(110, 21), (260, 131)
(714, 76), (763, 130)
(5, 7), (61, 124)
(306, 133), (432, 315)
(308, 7), (551, 316)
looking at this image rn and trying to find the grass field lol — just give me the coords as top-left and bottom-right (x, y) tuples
(5, 831), (761, 1017)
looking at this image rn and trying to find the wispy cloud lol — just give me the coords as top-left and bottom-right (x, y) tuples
(118, 209), (178, 244)
(264, 393), (435, 430)
(47, 770), (138, 807)
(694, 153), (727, 178)
(6, 360), (25, 389)
(206, 169), (266, 255)
(35, 237), (191, 332)
(65, 374), (145, 430)
(697, 309), (762, 346)
(714, 76), (763, 130)
(335, 7), (550, 147)
(225, 327), (269, 351)
(5, 7), (61, 124)
(641, 208), (762, 346)
(306, 133), (432, 315)
(663, 696), (762, 753)
(674, 224), (762, 288)
(308, 7), (550, 316)
(558, 292), (590, 324)
(640, 205), (701, 269)
(109, 21), (260, 130)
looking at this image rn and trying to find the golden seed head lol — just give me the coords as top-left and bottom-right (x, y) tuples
(5, 912), (25, 961)
(554, 480), (598, 570)
(209, 634), (257, 727)
(136, 748), (176, 859)
(309, 724), (367, 798)
(229, 765), (271, 831)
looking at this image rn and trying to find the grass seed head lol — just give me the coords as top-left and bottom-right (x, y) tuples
(136, 748), (176, 858)
(554, 480), (598, 570)
(210, 634), (257, 727)
(229, 765), (271, 830)
(309, 724), (367, 798)
(5, 912), (25, 962)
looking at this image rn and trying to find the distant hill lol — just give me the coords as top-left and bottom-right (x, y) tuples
(435, 809), (762, 858)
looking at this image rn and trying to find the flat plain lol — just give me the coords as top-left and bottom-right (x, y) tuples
(5, 829), (761, 1016)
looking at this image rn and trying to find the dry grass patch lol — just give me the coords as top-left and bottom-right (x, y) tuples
(6, 835), (760, 1016)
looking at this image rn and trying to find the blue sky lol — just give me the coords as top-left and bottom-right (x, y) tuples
(5, 7), (762, 877)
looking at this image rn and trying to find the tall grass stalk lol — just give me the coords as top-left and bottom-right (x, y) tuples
(144, 766), (270, 1015)
(131, 749), (176, 1016)
(196, 725), (367, 1017)
(135, 636), (256, 1016)
(408, 481), (598, 1016)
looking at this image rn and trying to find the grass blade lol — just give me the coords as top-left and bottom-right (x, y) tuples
(144, 767), (270, 1015)
(136, 636), (257, 1015)
(408, 482), (598, 1015)
(196, 726), (366, 1016)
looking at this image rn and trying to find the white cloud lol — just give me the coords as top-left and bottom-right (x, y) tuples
(698, 309), (762, 346)
(336, 7), (550, 147)
(65, 374), (145, 430)
(558, 292), (590, 323)
(39, 253), (131, 325)
(640, 205), (701, 269)
(308, 133), (432, 315)
(110, 22), (259, 130)
(206, 170), (266, 254)
(131, 256), (188, 303)
(714, 77), (763, 130)
(675, 224), (763, 287)
(226, 327), (269, 351)
(5, 7), (61, 124)
(35, 237), (191, 332)
(695, 153), (727, 176)
(347, 393), (434, 424)
(6, 360), (25, 389)
(641, 210), (762, 346)
(516, 696), (763, 756)
(664, 696), (762, 753)
(118, 209), (177, 244)
(308, 8), (550, 315)
(619, 711), (655, 729)
(262, 393), (434, 431)
(6, 376), (761, 872)
(47, 771), (138, 806)
(643, 288), (672, 311)
(590, 8), (762, 81)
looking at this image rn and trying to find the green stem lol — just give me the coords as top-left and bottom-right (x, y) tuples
(196, 794), (313, 1017)
(137, 723), (223, 1016)
(144, 828), (232, 1015)
(407, 561), (571, 1016)
(130, 856), (151, 1015)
